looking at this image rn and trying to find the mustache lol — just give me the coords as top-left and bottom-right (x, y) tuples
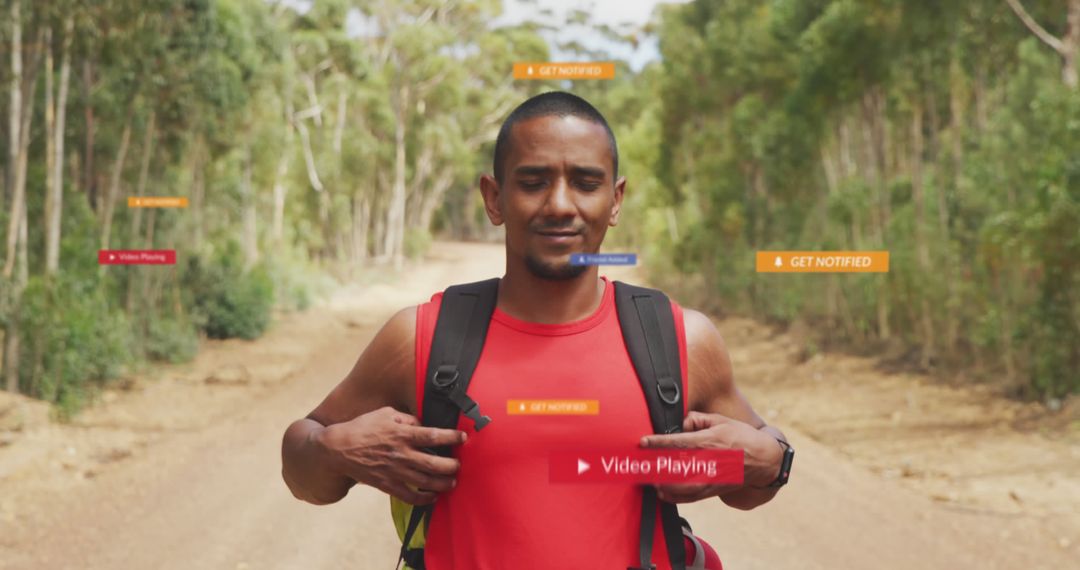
(531, 221), (585, 233)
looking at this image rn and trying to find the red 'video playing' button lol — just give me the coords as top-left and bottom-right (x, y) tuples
(98, 250), (176, 265)
(549, 448), (744, 484)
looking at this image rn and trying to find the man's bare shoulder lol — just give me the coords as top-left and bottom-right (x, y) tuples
(681, 308), (735, 411)
(683, 308), (729, 362)
(307, 305), (419, 426)
(680, 307), (767, 426)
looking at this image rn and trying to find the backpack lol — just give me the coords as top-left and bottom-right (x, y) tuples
(393, 278), (692, 570)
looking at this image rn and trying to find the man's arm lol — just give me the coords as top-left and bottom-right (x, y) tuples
(642, 308), (786, 510)
(281, 306), (465, 506)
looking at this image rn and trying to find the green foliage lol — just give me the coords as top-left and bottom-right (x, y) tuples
(182, 243), (274, 340)
(144, 317), (200, 364)
(649, 0), (1080, 399)
(15, 276), (134, 419)
(404, 227), (433, 259)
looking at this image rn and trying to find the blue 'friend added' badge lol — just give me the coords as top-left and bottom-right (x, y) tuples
(569, 253), (638, 266)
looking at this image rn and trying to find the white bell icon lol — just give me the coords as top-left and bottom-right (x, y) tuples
(774, 256), (782, 268)
(528, 66), (534, 75)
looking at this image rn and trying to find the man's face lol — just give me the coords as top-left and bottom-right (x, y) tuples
(481, 115), (625, 280)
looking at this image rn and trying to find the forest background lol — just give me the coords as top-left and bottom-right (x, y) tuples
(0, 0), (1077, 418)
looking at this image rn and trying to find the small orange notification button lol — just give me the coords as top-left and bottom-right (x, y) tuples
(128, 197), (188, 208)
(508, 399), (600, 415)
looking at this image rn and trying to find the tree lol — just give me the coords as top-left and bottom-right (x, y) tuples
(1004, 0), (1080, 88)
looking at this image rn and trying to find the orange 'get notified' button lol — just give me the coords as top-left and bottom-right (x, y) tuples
(513, 62), (615, 80)
(757, 251), (889, 273)
(508, 399), (599, 415)
(127, 196), (188, 208)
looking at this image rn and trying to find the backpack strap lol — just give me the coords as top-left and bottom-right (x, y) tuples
(422, 277), (501, 437)
(614, 281), (688, 570)
(398, 277), (501, 570)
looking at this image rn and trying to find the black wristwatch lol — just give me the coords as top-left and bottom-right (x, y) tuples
(765, 438), (794, 488)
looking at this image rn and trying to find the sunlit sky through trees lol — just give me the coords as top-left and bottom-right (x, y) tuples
(283, 0), (689, 70)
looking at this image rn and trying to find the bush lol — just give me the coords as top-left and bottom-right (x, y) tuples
(144, 317), (200, 364)
(202, 265), (273, 339)
(404, 227), (432, 259)
(16, 275), (133, 419)
(183, 241), (275, 340)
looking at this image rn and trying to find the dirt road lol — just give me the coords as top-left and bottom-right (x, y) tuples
(1, 242), (1077, 569)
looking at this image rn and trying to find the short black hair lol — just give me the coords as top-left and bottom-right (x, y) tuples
(492, 91), (618, 185)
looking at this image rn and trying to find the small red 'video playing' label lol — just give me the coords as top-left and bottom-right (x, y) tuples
(98, 250), (176, 265)
(549, 448), (744, 484)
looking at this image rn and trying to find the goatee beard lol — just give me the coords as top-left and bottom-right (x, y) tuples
(524, 254), (589, 281)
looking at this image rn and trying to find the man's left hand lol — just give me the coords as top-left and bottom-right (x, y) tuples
(639, 411), (783, 503)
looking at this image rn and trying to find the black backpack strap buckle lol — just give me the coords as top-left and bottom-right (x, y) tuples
(431, 365), (459, 389)
(431, 365), (492, 431)
(656, 376), (681, 405)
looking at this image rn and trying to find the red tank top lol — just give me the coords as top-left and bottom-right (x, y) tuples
(414, 277), (689, 569)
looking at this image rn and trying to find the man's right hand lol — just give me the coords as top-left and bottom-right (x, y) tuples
(314, 406), (466, 506)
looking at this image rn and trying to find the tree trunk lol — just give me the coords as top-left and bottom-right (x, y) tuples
(295, 118), (323, 192)
(371, 177), (388, 263)
(418, 168), (455, 231)
(332, 89), (346, 154)
(1006, 0), (1080, 88)
(130, 110), (156, 245)
(406, 145), (437, 228)
(241, 142), (258, 269)
(273, 74), (296, 248)
(384, 83), (409, 268)
(352, 189), (370, 263)
(1067, 0), (1080, 88)
(99, 106), (134, 252)
(5, 30), (41, 279)
(45, 15), (74, 275)
(83, 58), (97, 209)
(821, 143), (839, 196)
(191, 138), (205, 251)
(272, 169), (288, 247)
(995, 272), (1018, 386)
(272, 91), (295, 248)
(911, 102), (935, 368)
(126, 111), (156, 313)
(128, 205), (158, 314)
(3, 206), (25, 393)
(44, 26), (57, 274)
(4, 0), (23, 275)
(857, 93), (891, 341)
(942, 55), (966, 356)
(3, 5), (31, 393)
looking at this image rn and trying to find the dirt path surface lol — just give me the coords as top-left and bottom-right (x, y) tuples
(1, 241), (1077, 569)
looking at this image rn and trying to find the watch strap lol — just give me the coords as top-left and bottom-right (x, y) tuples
(766, 438), (794, 488)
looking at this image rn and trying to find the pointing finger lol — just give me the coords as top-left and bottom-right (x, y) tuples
(639, 431), (709, 449)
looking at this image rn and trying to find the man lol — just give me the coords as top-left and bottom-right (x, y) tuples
(281, 91), (789, 569)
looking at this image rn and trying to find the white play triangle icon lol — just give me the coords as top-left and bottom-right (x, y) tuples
(577, 459), (590, 474)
